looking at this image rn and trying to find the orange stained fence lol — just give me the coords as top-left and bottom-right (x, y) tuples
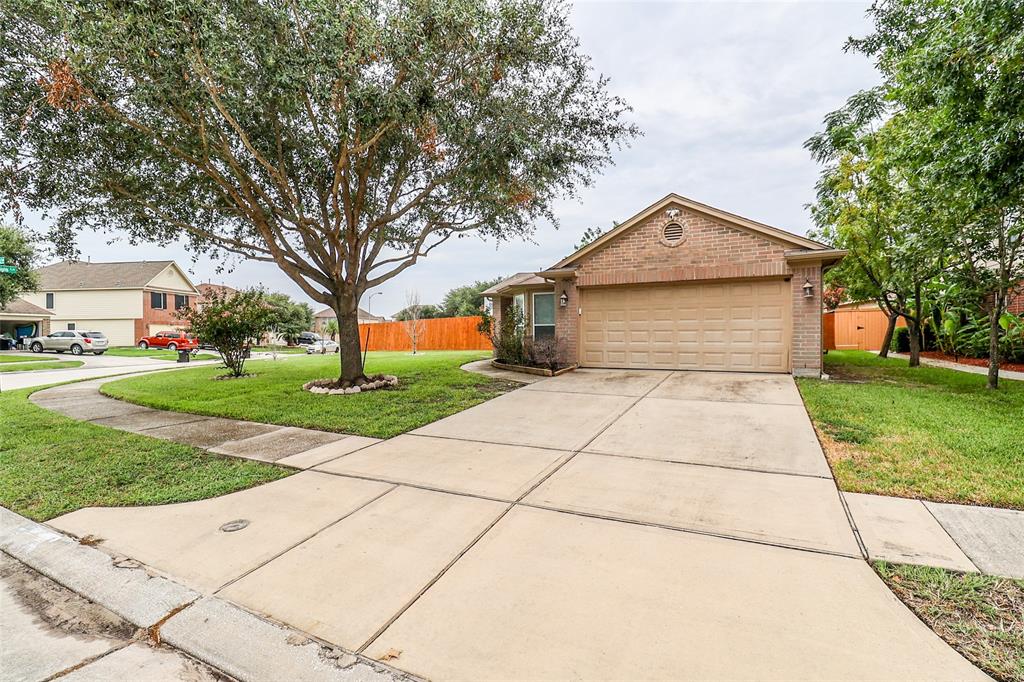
(358, 315), (492, 352)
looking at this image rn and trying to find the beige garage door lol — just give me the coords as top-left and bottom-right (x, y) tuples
(580, 280), (790, 372)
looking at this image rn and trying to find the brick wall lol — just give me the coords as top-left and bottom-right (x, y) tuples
(575, 206), (790, 287)
(554, 279), (579, 365)
(1008, 281), (1024, 315)
(790, 265), (823, 376)
(134, 289), (194, 340)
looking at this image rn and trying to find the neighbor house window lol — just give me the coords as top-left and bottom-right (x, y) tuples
(45, 293), (54, 309)
(67, 323), (76, 331)
(174, 294), (189, 310)
(532, 292), (555, 339)
(151, 292), (167, 309)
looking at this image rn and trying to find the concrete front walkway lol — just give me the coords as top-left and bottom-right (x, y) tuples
(889, 351), (1024, 381)
(39, 369), (986, 680)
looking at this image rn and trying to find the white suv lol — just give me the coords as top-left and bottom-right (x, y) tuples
(28, 330), (109, 355)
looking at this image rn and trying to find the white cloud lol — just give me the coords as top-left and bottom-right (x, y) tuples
(19, 1), (878, 318)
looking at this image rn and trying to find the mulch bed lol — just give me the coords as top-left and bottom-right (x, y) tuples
(920, 351), (1024, 373)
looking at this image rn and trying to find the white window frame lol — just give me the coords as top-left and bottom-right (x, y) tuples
(532, 292), (555, 339)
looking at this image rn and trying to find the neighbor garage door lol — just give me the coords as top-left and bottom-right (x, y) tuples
(579, 280), (790, 372)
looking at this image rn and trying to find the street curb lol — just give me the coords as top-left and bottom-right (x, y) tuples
(161, 597), (417, 682)
(0, 506), (198, 627)
(0, 507), (416, 682)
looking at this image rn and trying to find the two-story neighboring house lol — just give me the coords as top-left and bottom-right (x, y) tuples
(21, 260), (200, 346)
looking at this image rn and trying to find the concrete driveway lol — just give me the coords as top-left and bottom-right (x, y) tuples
(49, 369), (986, 680)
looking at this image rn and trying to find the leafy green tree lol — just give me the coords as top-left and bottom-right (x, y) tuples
(440, 277), (504, 317)
(573, 221), (618, 251)
(1, 0), (638, 387)
(323, 318), (339, 342)
(845, 0), (1024, 388)
(176, 288), (273, 377)
(265, 293), (313, 344)
(806, 94), (942, 364)
(0, 225), (37, 308)
(393, 303), (443, 321)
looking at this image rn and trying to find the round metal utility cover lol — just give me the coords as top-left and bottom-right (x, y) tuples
(219, 519), (250, 533)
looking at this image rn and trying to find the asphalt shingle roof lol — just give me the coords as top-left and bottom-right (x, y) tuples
(34, 260), (174, 290)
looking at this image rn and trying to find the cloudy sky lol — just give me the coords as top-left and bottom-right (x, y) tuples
(25, 1), (879, 318)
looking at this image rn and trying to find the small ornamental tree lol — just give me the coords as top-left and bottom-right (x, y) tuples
(400, 290), (426, 354)
(177, 288), (272, 378)
(2, 0), (638, 388)
(324, 318), (339, 342)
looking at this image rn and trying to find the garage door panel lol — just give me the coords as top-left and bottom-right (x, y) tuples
(580, 280), (790, 373)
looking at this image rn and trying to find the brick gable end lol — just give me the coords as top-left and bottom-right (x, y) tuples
(572, 204), (791, 287)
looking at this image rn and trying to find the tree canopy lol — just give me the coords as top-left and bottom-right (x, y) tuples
(439, 276), (503, 317)
(265, 292), (313, 343)
(0, 225), (38, 308)
(808, 0), (1024, 385)
(2, 0), (638, 384)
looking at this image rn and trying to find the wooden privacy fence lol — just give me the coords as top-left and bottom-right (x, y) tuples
(358, 315), (492, 352)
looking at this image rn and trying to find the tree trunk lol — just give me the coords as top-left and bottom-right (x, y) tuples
(334, 306), (367, 385)
(878, 313), (898, 359)
(987, 299), (1001, 390)
(907, 316), (921, 367)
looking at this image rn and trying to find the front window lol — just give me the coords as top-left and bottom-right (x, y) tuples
(45, 293), (54, 309)
(151, 291), (167, 309)
(67, 323), (76, 331)
(175, 294), (189, 309)
(532, 292), (555, 340)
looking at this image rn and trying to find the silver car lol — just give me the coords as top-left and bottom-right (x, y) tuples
(28, 330), (109, 355)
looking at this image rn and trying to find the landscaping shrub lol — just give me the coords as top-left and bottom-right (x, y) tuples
(488, 305), (529, 366)
(525, 336), (567, 371)
(177, 288), (273, 377)
(891, 326), (910, 353)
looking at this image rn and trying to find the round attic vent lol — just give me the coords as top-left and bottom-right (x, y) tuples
(661, 221), (685, 246)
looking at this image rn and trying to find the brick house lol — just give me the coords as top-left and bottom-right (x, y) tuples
(484, 194), (845, 377)
(312, 307), (385, 336)
(21, 260), (200, 346)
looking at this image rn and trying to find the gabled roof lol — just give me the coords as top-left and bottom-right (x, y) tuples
(34, 260), (198, 292)
(481, 272), (551, 296)
(314, 307), (383, 321)
(550, 193), (829, 269)
(0, 297), (54, 317)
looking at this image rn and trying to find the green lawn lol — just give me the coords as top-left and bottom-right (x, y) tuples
(0, 355), (48, 363)
(797, 351), (1024, 509)
(102, 351), (512, 439)
(0, 386), (289, 521)
(0, 360), (83, 372)
(103, 347), (190, 360)
(251, 345), (306, 354)
(875, 562), (1023, 681)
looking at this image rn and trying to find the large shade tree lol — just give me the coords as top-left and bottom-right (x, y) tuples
(841, 0), (1024, 388)
(1, 0), (637, 386)
(806, 92), (942, 365)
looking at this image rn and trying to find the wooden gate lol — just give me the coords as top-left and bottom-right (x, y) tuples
(824, 304), (903, 351)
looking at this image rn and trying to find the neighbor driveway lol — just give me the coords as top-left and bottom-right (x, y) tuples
(48, 369), (985, 680)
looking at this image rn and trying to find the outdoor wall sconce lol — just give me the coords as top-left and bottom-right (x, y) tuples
(559, 292), (569, 307)
(802, 279), (814, 299)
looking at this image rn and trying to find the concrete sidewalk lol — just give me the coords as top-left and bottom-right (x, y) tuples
(32, 368), (989, 680)
(30, 377), (380, 469)
(0, 506), (412, 682)
(889, 352), (1024, 381)
(846, 492), (1024, 578)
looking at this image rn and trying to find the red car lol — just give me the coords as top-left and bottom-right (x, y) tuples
(137, 330), (199, 351)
